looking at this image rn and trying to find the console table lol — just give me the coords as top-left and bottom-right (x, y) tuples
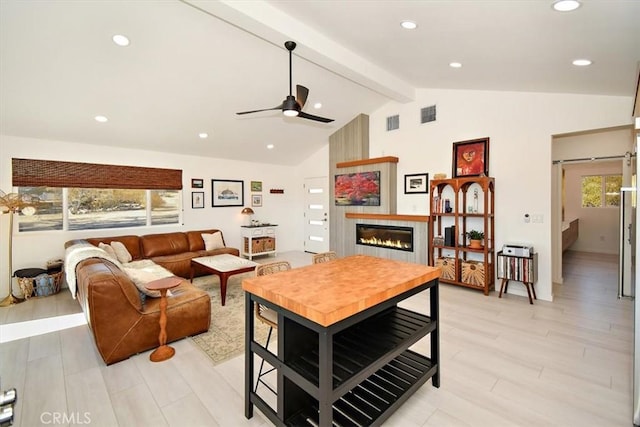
(242, 255), (440, 426)
(241, 225), (277, 260)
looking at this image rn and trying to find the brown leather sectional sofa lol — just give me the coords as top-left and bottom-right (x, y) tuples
(66, 228), (239, 365)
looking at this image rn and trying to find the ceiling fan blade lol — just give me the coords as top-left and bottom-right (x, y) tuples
(298, 111), (334, 123)
(236, 104), (283, 115)
(296, 85), (309, 109)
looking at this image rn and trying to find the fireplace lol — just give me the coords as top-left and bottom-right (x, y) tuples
(356, 224), (413, 252)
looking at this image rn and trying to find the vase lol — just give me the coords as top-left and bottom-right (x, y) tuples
(469, 239), (483, 249)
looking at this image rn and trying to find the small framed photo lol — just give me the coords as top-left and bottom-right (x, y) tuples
(191, 178), (204, 189)
(251, 181), (262, 192)
(191, 192), (205, 209)
(453, 137), (490, 178)
(212, 179), (244, 207)
(252, 194), (262, 207)
(404, 173), (429, 194)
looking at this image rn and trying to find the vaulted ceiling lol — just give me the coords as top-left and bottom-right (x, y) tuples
(1, 0), (638, 165)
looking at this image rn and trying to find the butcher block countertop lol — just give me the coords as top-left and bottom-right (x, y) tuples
(242, 255), (440, 327)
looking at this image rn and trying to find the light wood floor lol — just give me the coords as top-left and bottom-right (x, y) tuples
(0, 250), (632, 426)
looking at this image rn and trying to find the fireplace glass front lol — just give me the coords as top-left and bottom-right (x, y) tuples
(356, 224), (413, 252)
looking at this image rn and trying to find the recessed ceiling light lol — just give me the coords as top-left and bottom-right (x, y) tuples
(572, 59), (592, 66)
(94, 115), (108, 123)
(314, 102), (322, 109)
(400, 20), (417, 30)
(112, 34), (130, 47)
(198, 133), (208, 139)
(267, 144), (274, 150)
(449, 62), (463, 68)
(552, 0), (580, 12)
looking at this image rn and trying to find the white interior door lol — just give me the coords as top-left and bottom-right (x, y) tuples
(304, 176), (329, 253)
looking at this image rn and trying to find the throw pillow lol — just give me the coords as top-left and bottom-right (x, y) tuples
(98, 242), (116, 259)
(110, 241), (132, 263)
(202, 231), (225, 250)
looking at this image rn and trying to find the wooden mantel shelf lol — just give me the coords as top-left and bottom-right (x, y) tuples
(336, 156), (399, 169)
(346, 213), (429, 222)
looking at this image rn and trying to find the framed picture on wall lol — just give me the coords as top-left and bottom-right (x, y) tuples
(251, 181), (262, 192)
(191, 178), (204, 188)
(334, 171), (381, 206)
(252, 194), (262, 207)
(192, 192), (205, 209)
(211, 179), (244, 207)
(404, 173), (429, 194)
(452, 137), (490, 178)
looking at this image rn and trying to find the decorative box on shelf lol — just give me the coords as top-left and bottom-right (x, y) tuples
(435, 257), (457, 281)
(461, 260), (491, 288)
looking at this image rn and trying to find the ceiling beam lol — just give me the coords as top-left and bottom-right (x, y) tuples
(184, 0), (415, 103)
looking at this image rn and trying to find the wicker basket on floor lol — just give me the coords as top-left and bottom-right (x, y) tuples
(17, 271), (63, 299)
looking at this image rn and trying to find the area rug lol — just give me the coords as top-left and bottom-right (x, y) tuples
(190, 273), (271, 365)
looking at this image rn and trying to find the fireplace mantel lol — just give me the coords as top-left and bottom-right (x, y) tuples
(346, 213), (429, 222)
(336, 156), (399, 169)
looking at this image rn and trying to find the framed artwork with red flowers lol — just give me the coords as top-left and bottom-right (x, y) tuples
(453, 137), (490, 178)
(334, 171), (381, 206)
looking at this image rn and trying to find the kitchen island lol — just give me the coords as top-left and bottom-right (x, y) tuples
(242, 255), (440, 426)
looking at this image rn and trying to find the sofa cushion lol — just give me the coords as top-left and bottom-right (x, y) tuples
(98, 242), (116, 259)
(202, 231), (225, 250)
(140, 232), (189, 258)
(111, 241), (133, 263)
(186, 229), (221, 251)
(86, 235), (142, 260)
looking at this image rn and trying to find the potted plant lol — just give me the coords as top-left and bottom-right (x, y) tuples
(465, 230), (484, 249)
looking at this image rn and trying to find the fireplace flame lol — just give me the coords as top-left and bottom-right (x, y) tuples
(359, 237), (411, 250)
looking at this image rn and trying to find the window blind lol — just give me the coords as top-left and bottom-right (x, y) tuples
(12, 158), (183, 190)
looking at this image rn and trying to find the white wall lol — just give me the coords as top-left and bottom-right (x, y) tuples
(368, 88), (633, 301)
(563, 161), (621, 254)
(0, 135), (328, 297)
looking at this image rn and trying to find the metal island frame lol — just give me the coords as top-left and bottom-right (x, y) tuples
(242, 255), (441, 426)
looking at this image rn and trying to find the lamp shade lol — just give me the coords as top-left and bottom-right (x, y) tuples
(241, 207), (255, 215)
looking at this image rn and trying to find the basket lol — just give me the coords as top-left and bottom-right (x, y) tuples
(435, 257), (457, 281)
(34, 272), (63, 297)
(461, 261), (492, 288)
(17, 271), (63, 299)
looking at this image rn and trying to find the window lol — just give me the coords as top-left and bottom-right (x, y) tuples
(581, 174), (622, 208)
(13, 158), (183, 232)
(18, 187), (63, 231)
(18, 187), (181, 232)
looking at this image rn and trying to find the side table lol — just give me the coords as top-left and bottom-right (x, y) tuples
(497, 251), (538, 304)
(145, 276), (183, 362)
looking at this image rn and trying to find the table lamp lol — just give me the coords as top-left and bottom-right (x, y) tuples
(0, 190), (35, 306)
(241, 207), (254, 226)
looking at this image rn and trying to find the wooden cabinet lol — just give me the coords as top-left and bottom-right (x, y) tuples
(241, 225), (277, 260)
(429, 177), (495, 295)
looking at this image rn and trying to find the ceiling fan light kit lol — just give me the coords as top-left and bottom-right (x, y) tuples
(236, 41), (334, 123)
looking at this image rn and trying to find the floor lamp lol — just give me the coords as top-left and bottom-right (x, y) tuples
(0, 190), (33, 307)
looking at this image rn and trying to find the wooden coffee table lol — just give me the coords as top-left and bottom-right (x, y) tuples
(190, 254), (258, 306)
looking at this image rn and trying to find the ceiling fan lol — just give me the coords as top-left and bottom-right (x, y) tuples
(236, 41), (334, 123)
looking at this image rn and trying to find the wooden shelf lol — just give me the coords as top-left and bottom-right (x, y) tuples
(336, 156), (399, 169)
(429, 177), (495, 296)
(346, 213), (429, 222)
